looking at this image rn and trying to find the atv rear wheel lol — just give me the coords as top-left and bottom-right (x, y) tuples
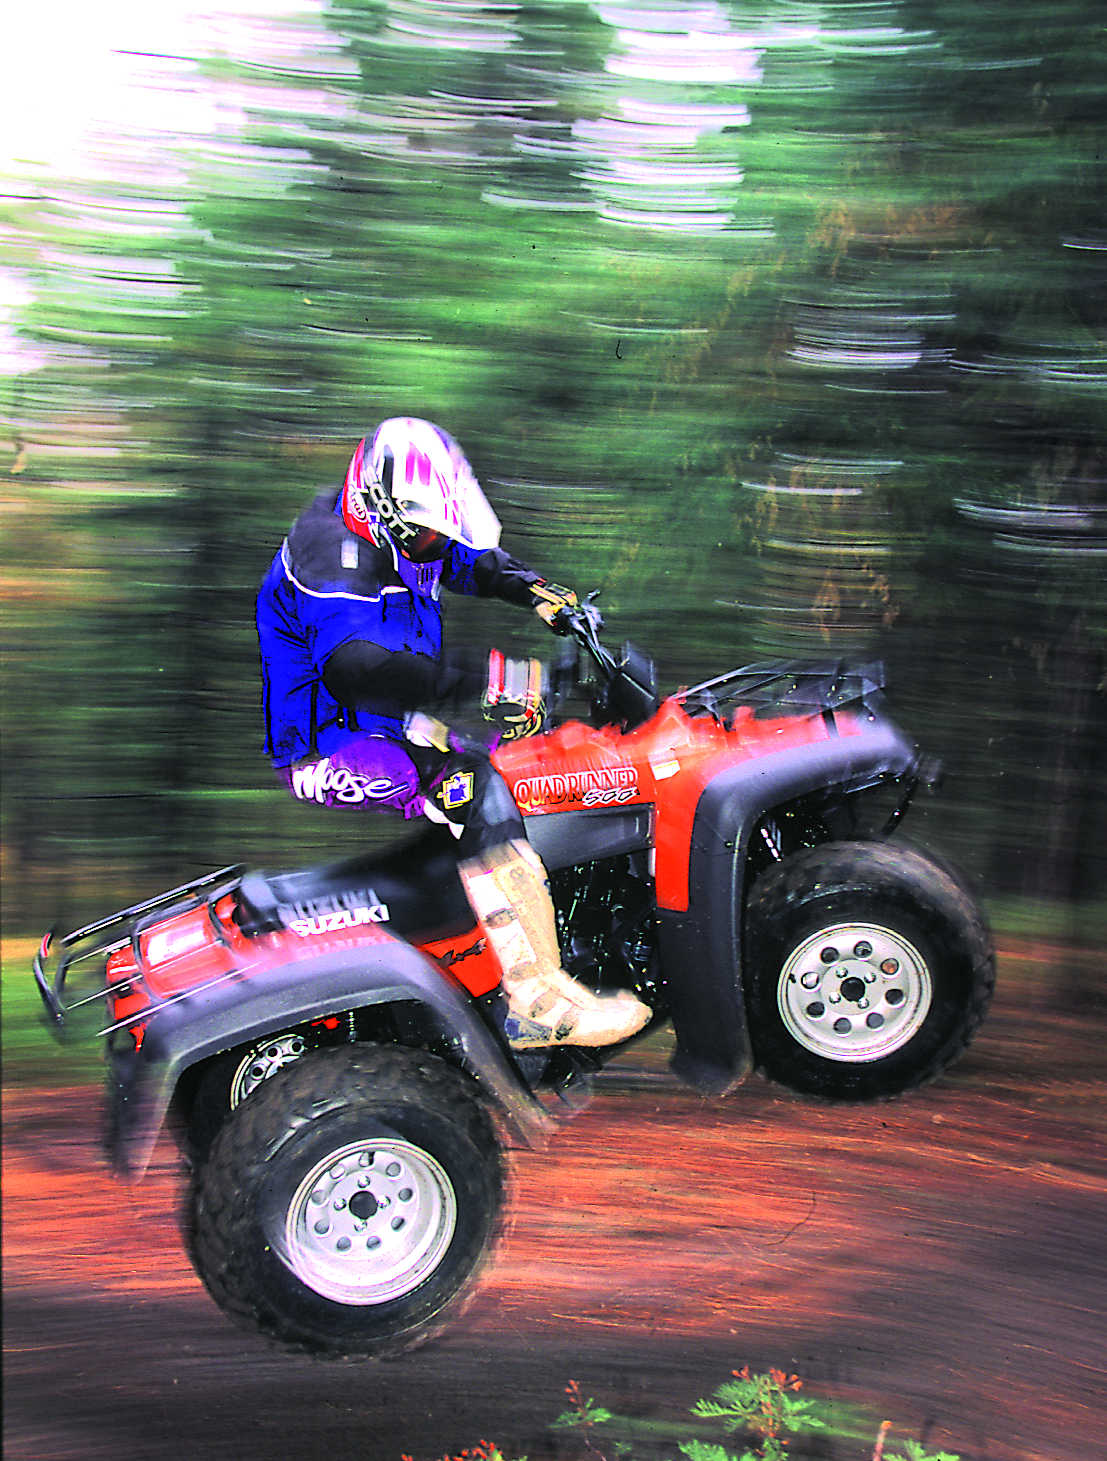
(745, 840), (994, 1100)
(187, 1044), (505, 1358)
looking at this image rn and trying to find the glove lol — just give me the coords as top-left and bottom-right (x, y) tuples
(531, 580), (578, 633)
(481, 650), (547, 741)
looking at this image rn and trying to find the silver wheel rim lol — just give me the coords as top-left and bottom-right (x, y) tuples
(275, 1137), (457, 1305)
(777, 921), (932, 1063)
(228, 1033), (308, 1108)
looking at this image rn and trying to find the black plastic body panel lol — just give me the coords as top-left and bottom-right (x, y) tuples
(661, 719), (918, 1094)
(108, 935), (550, 1178)
(524, 806), (653, 872)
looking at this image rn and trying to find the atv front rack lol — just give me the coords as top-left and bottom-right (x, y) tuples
(33, 864), (245, 1036)
(678, 660), (888, 723)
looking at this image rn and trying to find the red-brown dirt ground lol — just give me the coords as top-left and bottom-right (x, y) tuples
(4, 942), (1105, 1461)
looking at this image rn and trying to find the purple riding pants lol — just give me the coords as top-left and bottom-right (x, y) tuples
(278, 736), (426, 818)
(278, 734), (526, 856)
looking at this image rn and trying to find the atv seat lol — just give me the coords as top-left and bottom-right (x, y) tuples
(235, 829), (476, 943)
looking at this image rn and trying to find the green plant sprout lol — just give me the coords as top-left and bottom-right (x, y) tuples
(404, 1366), (962, 1461)
(686, 1365), (823, 1459)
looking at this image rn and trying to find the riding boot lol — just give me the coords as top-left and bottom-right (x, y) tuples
(458, 840), (651, 1050)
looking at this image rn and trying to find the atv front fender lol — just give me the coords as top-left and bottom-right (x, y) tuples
(108, 937), (550, 1179)
(657, 719), (918, 1095)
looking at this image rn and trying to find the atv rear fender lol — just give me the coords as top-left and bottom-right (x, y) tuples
(108, 936), (551, 1179)
(658, 718), (918, 1095)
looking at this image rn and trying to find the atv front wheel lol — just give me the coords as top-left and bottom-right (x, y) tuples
(745, 840), (994, 1100)
(188, 1044), (505, 1358)
(185, 1027), (322, 1160)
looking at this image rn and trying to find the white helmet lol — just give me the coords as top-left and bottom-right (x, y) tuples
(341, 417), (501, 563)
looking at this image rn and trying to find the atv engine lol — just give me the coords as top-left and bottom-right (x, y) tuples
(549, 855), (659, 1007)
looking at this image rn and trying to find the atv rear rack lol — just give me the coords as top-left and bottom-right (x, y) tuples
(33, 864), (246, 1035)
(678, 660), (888, 723)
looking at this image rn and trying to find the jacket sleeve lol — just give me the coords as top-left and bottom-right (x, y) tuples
(441, 543), (544, 606)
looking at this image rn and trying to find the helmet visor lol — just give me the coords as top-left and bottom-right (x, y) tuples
(404, 525), (451, 563)
(408, 491), (498, 556)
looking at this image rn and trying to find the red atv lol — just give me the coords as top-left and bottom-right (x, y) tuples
(34, 599), (994, 1359)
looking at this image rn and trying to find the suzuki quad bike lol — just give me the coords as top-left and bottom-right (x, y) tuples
(34, 600), (994, 1360)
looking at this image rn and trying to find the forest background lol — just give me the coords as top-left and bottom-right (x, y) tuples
(2, 0), (1105, 948)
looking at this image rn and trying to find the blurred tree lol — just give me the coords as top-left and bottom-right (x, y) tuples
(897, 0), (1107, 911)
(2, 0), (1104, 930)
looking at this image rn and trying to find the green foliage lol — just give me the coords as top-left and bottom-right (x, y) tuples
(885, 1441), (961, 1461)
(688, 1366), (824, 1458)
(2, 943), (106, 1086)
(555, 1379), (616, 1430)
(418, 1365), (959, 1461)
(676, 1443), (743, 1461)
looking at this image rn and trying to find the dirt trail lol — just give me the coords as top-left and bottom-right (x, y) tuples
(4, 944), (1106, 1461)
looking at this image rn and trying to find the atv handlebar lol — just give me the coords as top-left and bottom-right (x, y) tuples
(548, 594), (660, 731)
(555, 593), (616, 676)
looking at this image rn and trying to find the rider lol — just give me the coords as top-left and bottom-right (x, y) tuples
(256, 416), (650, 1052)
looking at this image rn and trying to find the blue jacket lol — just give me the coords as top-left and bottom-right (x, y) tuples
(257, 491), (539, 767)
